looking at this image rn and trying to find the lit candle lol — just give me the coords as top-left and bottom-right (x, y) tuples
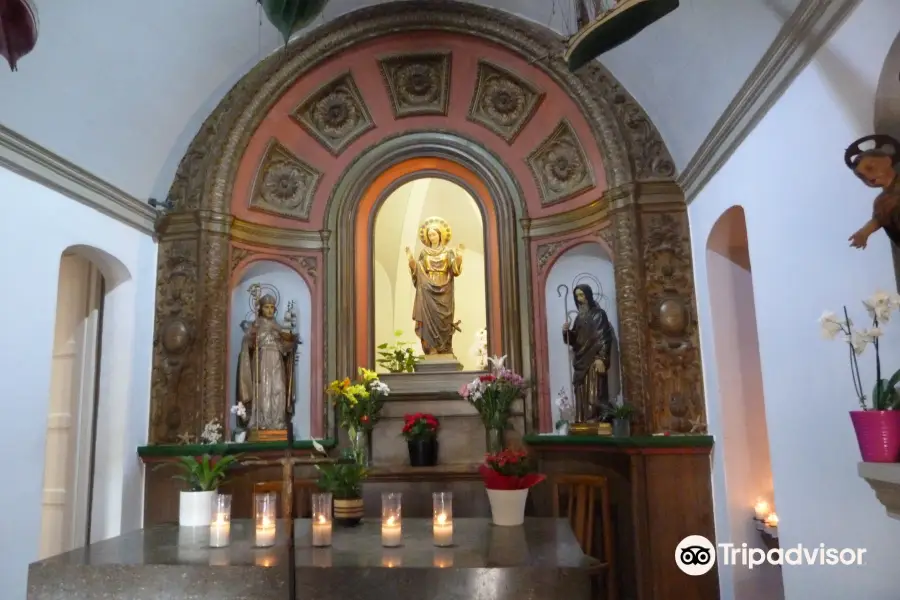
(255, 492), (277, 548)
(765, 513), (779, 528)
(209, 494), (232, 548)
(381, 492), (402, 547)
(311, 493), (332, 548)
(753, 500), (770, 520)
(432, 491), (453, 547)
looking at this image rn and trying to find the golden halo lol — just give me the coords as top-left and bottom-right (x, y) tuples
(418, 217), (452, 246)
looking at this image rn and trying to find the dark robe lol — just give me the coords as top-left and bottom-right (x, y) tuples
(563, 305), (615, 422)
(873, 177), (900, 247)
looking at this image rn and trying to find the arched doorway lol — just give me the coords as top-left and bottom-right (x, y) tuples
(706, 206), (783, 600)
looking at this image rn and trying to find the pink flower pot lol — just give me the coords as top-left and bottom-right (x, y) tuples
(850, 410), (900, 462)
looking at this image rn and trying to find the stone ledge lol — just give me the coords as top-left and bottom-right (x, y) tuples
(380, 371), (485, 395)
(858, 462), (900, 520)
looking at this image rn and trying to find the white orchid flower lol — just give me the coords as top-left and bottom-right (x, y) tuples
(818, 311), (844, 340)
(849, 328), (882, 355)
(863, 291), (900, 323)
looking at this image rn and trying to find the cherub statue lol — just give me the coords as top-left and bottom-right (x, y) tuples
(846, 134), (900, 250)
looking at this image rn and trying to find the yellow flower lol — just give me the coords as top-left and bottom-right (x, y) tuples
(358, 367), (378, 383)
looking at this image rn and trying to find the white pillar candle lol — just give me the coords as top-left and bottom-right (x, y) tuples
(312, 515), (332, 547)
(209, 517), (231, 548)
(433, 513), (453, 547)
(256, 517), (276, 547)
(382, 516), (402, 547)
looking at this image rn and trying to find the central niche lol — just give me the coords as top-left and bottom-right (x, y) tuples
(372, 177), (487, 372)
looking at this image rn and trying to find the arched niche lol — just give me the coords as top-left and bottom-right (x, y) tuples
(228, 259), (313, 439)
(372, 176), (487, 370)
(706, 206), (783, 600)
(543, 242), (620, 427)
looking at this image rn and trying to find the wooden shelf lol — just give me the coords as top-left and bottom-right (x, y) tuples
(858, 462), (900, 519)
(136, 439), (337, 461)
(366, 463), (482, 482)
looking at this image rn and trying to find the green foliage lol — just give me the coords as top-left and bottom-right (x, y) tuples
(376, 330), (421, 373)
(871, 367), (900, 410)
(258, 0), (329, 46)
(315, 448), (368, 500)
(154, 454), (241, 492)
(601, 402), (636, 421)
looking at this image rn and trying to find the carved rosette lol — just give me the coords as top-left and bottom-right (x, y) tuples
(526, 119), (595, 207)
(150, 240), (200, 443)
(378, 52), (451, 117)
(249, 140), (322, 221)
(291, 72), (374, 155)
(467, 60), (543, 143)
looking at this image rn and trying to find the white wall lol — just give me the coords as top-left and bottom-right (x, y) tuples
(544, 242), (619, 426)
(690, 2), (900, 598)
(0, 167), (157, 599)
(228, 260), (313, 439)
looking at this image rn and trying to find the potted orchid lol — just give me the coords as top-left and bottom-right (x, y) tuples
(460, 355), (528, 453)
(820, 290), (900, 462)
(480, 448), (546, 526)
(326, 367), (389, 466)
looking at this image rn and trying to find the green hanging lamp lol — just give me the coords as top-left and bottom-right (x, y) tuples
(258, 0), (329, 47)
(564, 0), (679, 71)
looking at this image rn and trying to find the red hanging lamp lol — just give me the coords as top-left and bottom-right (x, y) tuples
(0, 0), (38, 71)
(564, 0), (678, 71)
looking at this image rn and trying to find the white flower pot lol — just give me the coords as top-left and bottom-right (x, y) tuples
(179, 490), (216, 527)
(486, 488), (529, 526)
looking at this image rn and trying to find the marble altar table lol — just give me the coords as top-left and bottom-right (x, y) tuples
(27, 518), (596, 600)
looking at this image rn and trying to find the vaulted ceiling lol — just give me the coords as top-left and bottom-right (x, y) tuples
(0, 0), (799, 201)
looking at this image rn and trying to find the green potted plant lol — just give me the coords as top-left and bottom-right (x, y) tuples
(314, 447), (369, 526)
(376, 330), (421, 373)
(155, 454), (241, 526)
(604, 401), (636, 437)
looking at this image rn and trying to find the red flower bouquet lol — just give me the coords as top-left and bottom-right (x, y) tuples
(401, 413), (439, 440)
(479, 448), (546, 490)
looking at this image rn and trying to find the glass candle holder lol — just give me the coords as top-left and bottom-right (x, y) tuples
(432, 491), (453, 547)
(311, 492), (333, 547)
(254, 492), (277, 547)
(209, 494), (232, 548)
(381, 492), (402, 547)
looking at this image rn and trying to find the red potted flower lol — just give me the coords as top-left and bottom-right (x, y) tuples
(480, 448), (545, 526)
(402, 413), (440, 467)
(820, 293), (900, 462)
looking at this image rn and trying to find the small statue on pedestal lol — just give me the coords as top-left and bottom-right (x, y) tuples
(846, 134), (900, 251)
(236, 283), (300, 441)
(405, 216), (465, 371)
(562, 283), (615, 422)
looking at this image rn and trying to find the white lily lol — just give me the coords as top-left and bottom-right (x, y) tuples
(818, 311), (844, 340)
(487, 355), (507, 371)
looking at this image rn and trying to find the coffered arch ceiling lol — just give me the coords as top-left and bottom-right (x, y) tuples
(0, 0), (800, 200)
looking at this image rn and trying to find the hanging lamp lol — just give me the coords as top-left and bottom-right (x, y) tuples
(0, 0), (38, 71)
(564, 0), (678, 71)
(258, 0), (329, 47)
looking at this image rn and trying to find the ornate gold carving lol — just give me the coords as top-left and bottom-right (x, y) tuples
(290, 255), (319, 283)
(598, 225), (615, 251)
(467, 60), (543, 144)
(526, 119), (595, 207)
(230, 246), (253, 273)
(641, 210), (704, 433)
(536, 241), (564, 273)
(249, 140), (322, 221)
(378, 52), (451, 117)
(291, 72), (374, 155)
(521, 200), (608, 239)
(199, 228), (230, 431)
(150, 240), (199, 443)
(231, 219), (329, 250)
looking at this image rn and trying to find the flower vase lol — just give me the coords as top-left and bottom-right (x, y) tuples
(486, 488), (529, 526)
(353, 429), (372, 466)
(486, 427), (505, 453)
(407, 437), (438, 466)
(850, 410), (900, 462)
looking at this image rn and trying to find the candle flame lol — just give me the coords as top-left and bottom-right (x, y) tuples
(436, 513), (447, 525)
(765, 513), (779, 527)
(386, 516), (396, 526)
(317, 515), (327, 524)
(754, 500), (769, 513)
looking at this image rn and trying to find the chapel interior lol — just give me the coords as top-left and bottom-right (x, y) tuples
(3, 0), (900, 599)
